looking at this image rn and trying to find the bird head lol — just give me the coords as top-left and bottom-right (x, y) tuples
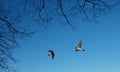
(48, 53), (51, 56)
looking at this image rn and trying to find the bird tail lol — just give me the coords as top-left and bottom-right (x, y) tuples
(75, 49), (78, 52)
(82, 49), (85, 52)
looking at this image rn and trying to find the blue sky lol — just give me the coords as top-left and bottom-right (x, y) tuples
(12, 2), (120, 72)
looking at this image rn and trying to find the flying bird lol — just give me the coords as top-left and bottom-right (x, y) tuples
(48, 50), (55, 60)
(75, 40), (85, 52)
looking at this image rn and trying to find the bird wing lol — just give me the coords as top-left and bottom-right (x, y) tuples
(48, 50), (52, 53)
(78, 40), (82, 48)
(52, 53), (55, 59)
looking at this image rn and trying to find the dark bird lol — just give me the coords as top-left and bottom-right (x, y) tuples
(48, 50), (55, 60)
(75, 40), (85, 52)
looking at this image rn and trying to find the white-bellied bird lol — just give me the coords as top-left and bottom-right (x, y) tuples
(75, 40), (85, 52)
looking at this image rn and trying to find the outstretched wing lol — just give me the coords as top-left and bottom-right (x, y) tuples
(52, 53), (55, 59)
(48, 50), (53, 53)
(78, 40), (82, 48)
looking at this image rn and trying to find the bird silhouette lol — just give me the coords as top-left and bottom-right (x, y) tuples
(48, 50), (55, 60)
(75, 40), (85, 52)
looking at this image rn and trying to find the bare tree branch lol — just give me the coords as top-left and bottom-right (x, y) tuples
(20, 0), (120, 28)
(58, 0), (76, 29)
(0, 1), (34, 71)
(0, 0), (120, 72)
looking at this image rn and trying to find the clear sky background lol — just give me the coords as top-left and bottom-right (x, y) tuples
(12, 2), (120, 72)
